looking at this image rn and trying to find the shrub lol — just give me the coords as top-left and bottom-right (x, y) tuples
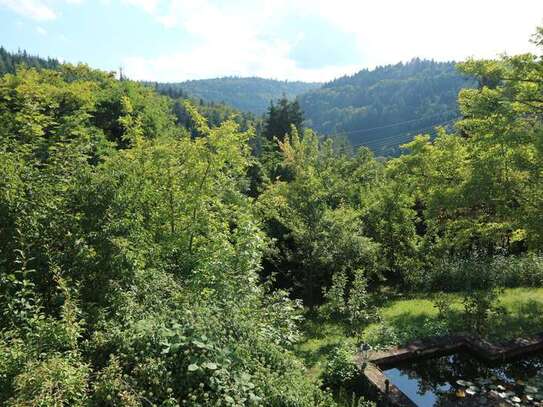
(322, 270), (378, 338)
(363, 317), (450, 350)
(0, 336), (27, 404)
(493, 253), (543, 287)
(362, 322), (401, 350)
(322, 343), (359, 389)
(8, 355), (90, 407)
(336, 390), (376, 407)
(412, 252), (543, 292)
(462, 288), (505, 335)
(433, 292), (452, 319)
(90, 356), (141, 407)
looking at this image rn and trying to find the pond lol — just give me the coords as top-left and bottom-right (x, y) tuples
(381, 349), (543, 406)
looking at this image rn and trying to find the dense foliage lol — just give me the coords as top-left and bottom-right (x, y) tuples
(154, 77), (321, 115)
(298, 59), (474, 154)
(0, 65), (336, 406)
(256, 28), (543, 313)
(172, 97), (256, 136)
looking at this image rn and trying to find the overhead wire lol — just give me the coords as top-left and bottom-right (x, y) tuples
(352, 118), (458, 149)
(330, 110), (458, 136)
(353, 117), (458, 147)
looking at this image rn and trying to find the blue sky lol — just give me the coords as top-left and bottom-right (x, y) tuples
(0, 0), (542, 82)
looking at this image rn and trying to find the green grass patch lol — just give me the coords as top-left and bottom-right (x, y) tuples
(295, 319), (357, 381)
(297, 288), (543, 381)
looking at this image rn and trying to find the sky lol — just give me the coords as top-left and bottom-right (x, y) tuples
(0, 0), (542, 83)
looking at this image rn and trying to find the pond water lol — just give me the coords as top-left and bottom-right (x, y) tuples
(382, 350), (543, 406)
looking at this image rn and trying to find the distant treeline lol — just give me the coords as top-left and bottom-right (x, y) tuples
(151, 77), (321, 115)
(150, 60), (476, 155)
(0, 47), (475, 155)
(0, 47), (60, 75)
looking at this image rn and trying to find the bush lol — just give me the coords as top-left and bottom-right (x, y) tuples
(493, 253), (543, 287)
(8, 355), (90, 407)
(462, 288), (505, 335)
(411, 252), (543, 292)
(90, 356), (141, 407)
(322, 343), (375, 406)
(322, 270), (378, 338)
(322, 343), (358, 389)
(0, 336), (27, 404)
(363, 318), (450, 350)
(362, 322), (401, 350)
(335, 391), (376, 407)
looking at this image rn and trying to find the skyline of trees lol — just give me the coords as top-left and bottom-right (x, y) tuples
(0, 48), (473, 155)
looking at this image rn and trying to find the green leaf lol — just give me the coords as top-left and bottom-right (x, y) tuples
(203, 362), (218, 370)
(192, 340), (206, 349)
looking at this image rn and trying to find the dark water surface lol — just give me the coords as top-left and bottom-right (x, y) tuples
(382, 350), (543, 406)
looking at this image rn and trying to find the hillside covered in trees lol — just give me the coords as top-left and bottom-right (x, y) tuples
(155, 60), (475, 155)
(154, 77), (321, 115)
(298, 59), (475, 154)
(0, 48), (476, 156)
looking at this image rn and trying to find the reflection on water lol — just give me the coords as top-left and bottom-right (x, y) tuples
(382, 351), (543, 406)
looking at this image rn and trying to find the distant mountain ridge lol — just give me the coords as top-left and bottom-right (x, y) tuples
(154, 77), (322, 115)
(0, 47), (475, 155)
(156, 60), (474, 155)
(298, 59), (475, 154)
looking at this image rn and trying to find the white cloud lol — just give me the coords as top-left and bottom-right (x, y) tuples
(0, 0), (83, 21)
(36, 25), (48, 35)
(122, 0), (356, 81)
(124, 50), (359, 82)
(119, 0), (543, 81)
(0, 0), (57, 21)
(299, 0), (543, 67)
(121, 0), (158, 14)
(2, 0), (541, 81)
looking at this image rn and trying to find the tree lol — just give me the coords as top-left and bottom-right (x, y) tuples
(263, 97), (304, 142)
(384, 26), (543, 285)
(258, 128), (382, 306)
(297, 60), (473, 154)
(0, 47), (61, 76)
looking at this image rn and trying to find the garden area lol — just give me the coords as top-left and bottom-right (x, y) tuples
(297, 287), (543, 405)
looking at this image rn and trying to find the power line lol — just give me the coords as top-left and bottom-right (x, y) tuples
(330, 111), (457, 136)
(358, 123), (456, 152)
(352, 118), (457, 149)
(353, 118), (457, 147)
(363, 120), (456, 149)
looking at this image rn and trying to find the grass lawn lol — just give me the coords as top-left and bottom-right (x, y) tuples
(296, 287), (543, 381)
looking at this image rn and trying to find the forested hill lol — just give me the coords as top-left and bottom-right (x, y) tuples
(0, 48), (475, 156)
(298, 59), (475, 154)
(154, 77), (321, 115)
(0, 47), (60, 75)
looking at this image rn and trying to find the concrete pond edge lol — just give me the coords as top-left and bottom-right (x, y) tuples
(357, 332), (543, 406)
